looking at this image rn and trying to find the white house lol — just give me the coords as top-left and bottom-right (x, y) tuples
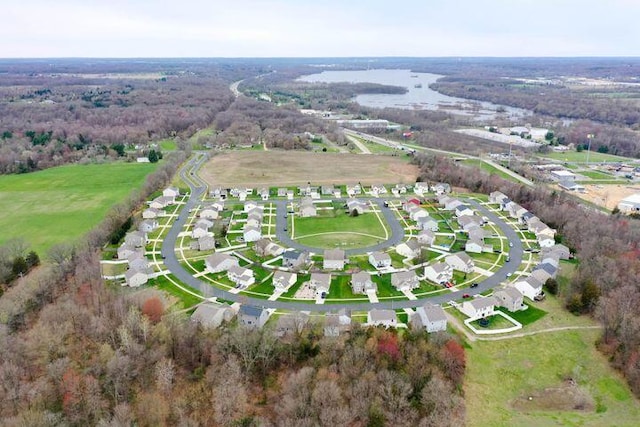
(191, 223), (210, 239)
(243, 225), (262, 243)
(254, 239), (284, 257)
(445, 252), (475, 273)
(197, 235), (216, 251)
(282, 250), (308, 269)
(493, 287), (524, 312)
(191, 304), (235, 329)
(391, 270), (420, 291)
(346, 198), (368, 215)
(489, 191), (508, 204)
(142, 208), (162, 219)
(138, 219), (159, 233)
(117, 243), (139, 260)
(124, 269), (147, 288)
(205, 253), (239, 273)
(460, 296), (498, 319)
(272, 270), (297, 291)
(163, 187), (180, 198)
(424, 262), (453, 284)
(414, 182), (430, 195)
(431, 182), (451, 195)
(351, 271), (376, 294)
(454, 204), (475, 218)
(244, 200), (260, 213)
(396, 240), (422, 258)
(514, 276), (544, 301)
(367, 309), (397, 327)
(124, 231), (147, 248)
(465, 238), (484, 254)
(199, 205), (221, 220)
(299, 198), (317, 217)
(238, 305), (269, 329)
(310, 273), (332, 296)
(369, 251), (392, 269)
(417, 216), (439, 232)
(411, 304), (448, 333)
(323, 249), (345, 270)
(227, 266), (255, 289)
(417, 229), (436, 246)
(324, 310), (352, 337)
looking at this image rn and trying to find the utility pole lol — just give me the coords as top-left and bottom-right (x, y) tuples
(586, 133), (595, 164)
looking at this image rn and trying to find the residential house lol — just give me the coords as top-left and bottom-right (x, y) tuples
(333, 188), (342, 198)
(272, 270), (297, 292)
(195, 218), (214, 229)
(424, 262), (453, 284)
(391, 270), (420, 291)
(196, 235), (215, 251)
(321, 185), (335, 196)
(493, 287), (524, 312)
(414, 182), (430, 195)
(460, 296), (498, 319)
(489, 191), (508, 204)
(227, 266), (255, 289)
(254, 239), (284, 257)
(124, 268), (148, 288)
(411, 304), (448, 333)
(128, 256), (149, 273)
(417, 216), (439, 232)
(431, 182), (451, 195)
(445, 252), (475, 273)
(191, 223), (210, 239)
(465, 238), (484, 254)
(199, 205), (221, 220)
(117, 243), (139, 260)
(396, 240), (422, 259)
(210, 186), (228, 200)
(367, 309), (397, 327)
(346, 183), (362, 196)
(458, 215), (483, 231)
(409, 206), (429, 221)
(454, 204), (475, 218)
(310, 273), (331, 297)
(417, 229), (436, 246)
(323, 249), (346, 270)
(299, 198), (317, 217)
(324, 310), (352, 337)
(370, 184), (387, 196)
(537, 232), (556, 248)
(543, 244), (570, 260)
(163, 187), (180, 198)
(286, 190), (295, 200)
(125, 231), (147, 248)
(514, 276), (544, 301)
(275, 313), (310, 337)
(346, 198), (368, 215)
(191, 304), (235, 328)
(142, 207), (162, 219)
(138, 219), (159, 233)
(351, 271), (376, 294)
(277, 188), (288, 197)
(243, 225), (262, 243)
(369, 251), (392, 269)
(259, 187), (270, 201)
(467, 226), (487, 241)
(437, 194), (453, 208)
(149, 196), (174, 209)
(205, 253), (239, 273)
(282, 250), (308, 269)
(402, 198), (421, 211)
(444, 198), (464, 211)
(238, 305), (269, 329)
(532, 262), (557, 281)
(246, 213), (262, 228)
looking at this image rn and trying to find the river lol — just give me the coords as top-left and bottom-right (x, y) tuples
(298, 69), (528, 121)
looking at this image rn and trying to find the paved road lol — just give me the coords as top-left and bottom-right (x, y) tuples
(160, 158), (525, 312)
(273, 199), (405, 256)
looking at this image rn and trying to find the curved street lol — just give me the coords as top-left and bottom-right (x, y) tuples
(161, 156), (524, 312)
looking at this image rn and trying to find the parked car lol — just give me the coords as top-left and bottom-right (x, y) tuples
(462, 293), (471, 299)
(509, 242), (514, 247)
(470, 283), (479, 288)
(505, 255), (510, 262)
(506, 272), (513, 278)
(444, 281), (454, 288)
(534, 292), (546, 301)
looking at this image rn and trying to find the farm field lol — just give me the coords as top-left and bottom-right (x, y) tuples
(0, 162), (157, 254)
(200, 151), (419, 187)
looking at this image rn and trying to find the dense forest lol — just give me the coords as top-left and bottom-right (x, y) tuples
(414, 153), (640, 396)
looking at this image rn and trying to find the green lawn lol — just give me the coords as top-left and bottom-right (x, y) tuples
(0, 162), (158, 254)
(373, 274), (406, 298)
(470, 314), (515, 330)
(461, 159), (522, 183)
(327, 275), (365, 300)
(150, 274), (204, 309)
(465, 329), (640, 427)
(539, 150), (630, 163)
(579, 170), (615, 179)
(292, 207), (388, 249)
(158, 139), (178, 151)
(497, 304), (547, 326)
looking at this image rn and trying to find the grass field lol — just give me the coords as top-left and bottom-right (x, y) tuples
(292, 207), (388, 249)
(462, 159), (523, 183)
(200, 151), (419, 187)
(539, 150), (630, 163)
(465, 292), (640, 426)
(0, 162), (158, 254)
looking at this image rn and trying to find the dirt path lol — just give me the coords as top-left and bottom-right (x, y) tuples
(346, 135), (372, 154)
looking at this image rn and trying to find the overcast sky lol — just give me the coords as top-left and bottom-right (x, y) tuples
(2, 0), (638, 57)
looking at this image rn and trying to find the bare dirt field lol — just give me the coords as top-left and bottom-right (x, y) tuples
(566, 184), (640, 210)
(201, 151), (419, 187)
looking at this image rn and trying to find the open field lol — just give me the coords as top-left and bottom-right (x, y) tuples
(465, 328), (640, 427)
(200, 151), (419, 187)
(0, 162), (158, 254)
(564, 183), (640, 210)
(539, 150), (632, 163)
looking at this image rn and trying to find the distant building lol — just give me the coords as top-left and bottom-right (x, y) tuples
(618, 193), (640, 214)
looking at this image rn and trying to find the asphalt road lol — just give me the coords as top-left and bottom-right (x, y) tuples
(160, 157), (524, 312)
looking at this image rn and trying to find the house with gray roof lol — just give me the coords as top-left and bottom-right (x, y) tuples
(411, 304), (447, 333)
(142, 207), (162, 219)
(272, 270), (297, 291)
(367, 309), (397, 327)
(424, 262), (453, 284)
(514, 276), (544, 301)
(139, 219), (159, 233)
(395, 240), (422, 259)
(125, 231), (147, 248)
(124, 267), (148, 288)
(197, 235), (216, 251)
(310, 273), (332, 296)
(460, 296), (498, 319)
(205, 253), (239, 273)
(417, 216), (439, 232)
(323, 249), (346, 270)
(417, 229), (436, 246)
(369, 251), (392, 269)
(191, 303), (235, 329)
(445, 252), (475, 273)
(299, 198), (317, 217)
(347, 198), (368, 215)
(493, 287), (524, 312)
(324, 310), (352, 337)
(351, 271), (376, 294)
(238, 305), (269, 329)
(391, 270), (420, 292)
(282, 250), (308, 269)
(227, 266), (255, 289)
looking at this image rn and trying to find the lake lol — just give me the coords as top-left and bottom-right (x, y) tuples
(298, 69), (528, 120)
